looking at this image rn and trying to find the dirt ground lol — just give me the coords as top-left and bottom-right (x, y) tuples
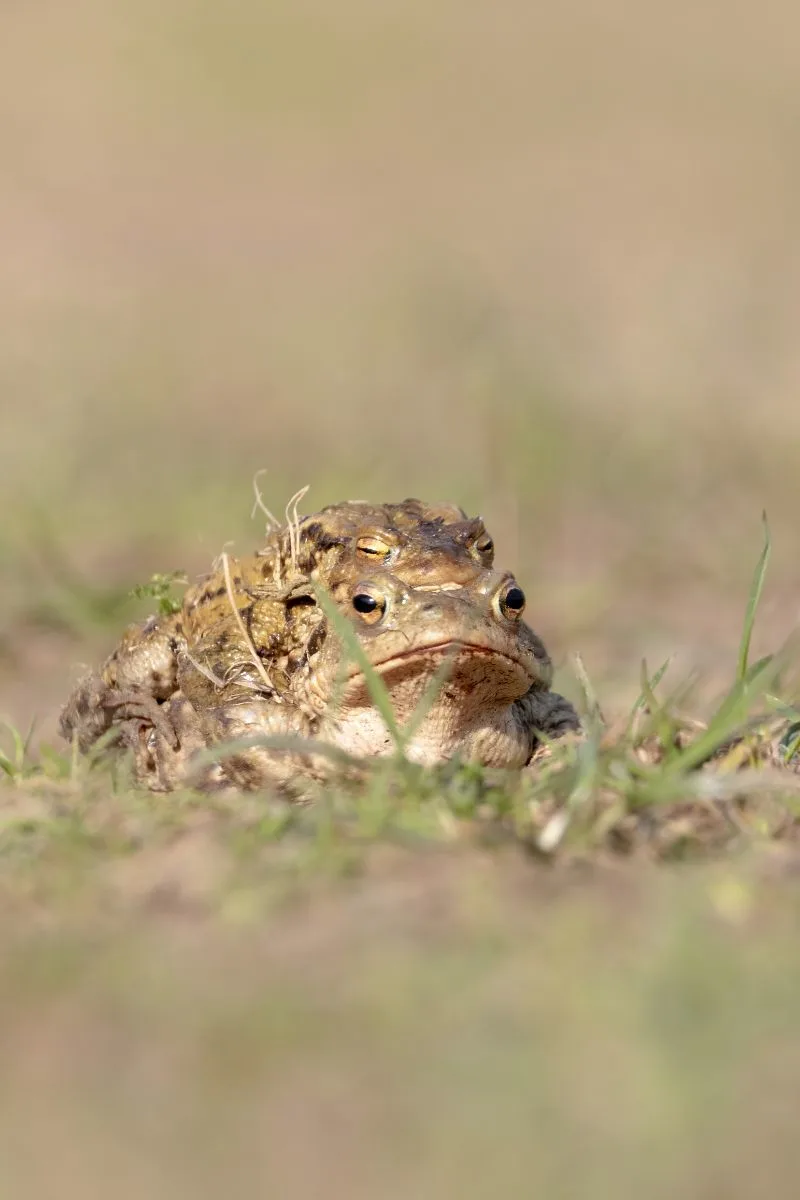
(0, 824), (798, 1200)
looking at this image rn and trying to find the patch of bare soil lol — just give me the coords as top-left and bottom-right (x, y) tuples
(0, 835), (799, 1198)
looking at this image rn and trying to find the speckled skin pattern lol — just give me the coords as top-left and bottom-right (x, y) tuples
(60, 499), (579, 794)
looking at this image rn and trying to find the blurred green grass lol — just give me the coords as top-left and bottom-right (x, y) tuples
(0, 829), (799, 1199)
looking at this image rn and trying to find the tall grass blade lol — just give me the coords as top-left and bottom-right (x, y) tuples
(400, 651), (457, 746)
(737, 512), (771, 683)
(312, 582), (406, 753)
(572, 652), (604, 727)
(192, 733), (370, 774)
(0, 722), (27, 779)
(660, 654), (782, 778)
(627, 657), (672, 736)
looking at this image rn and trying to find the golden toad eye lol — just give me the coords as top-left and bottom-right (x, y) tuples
(468, 521), (494, 561)
(356, 535), (392, 561)
(352, 590), (387, 624)
(497, 583), (525, 620)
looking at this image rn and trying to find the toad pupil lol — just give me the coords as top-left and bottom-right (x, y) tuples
(353, 593), (378, 614)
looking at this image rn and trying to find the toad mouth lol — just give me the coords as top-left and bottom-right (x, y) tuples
(344, 639), (537, 688)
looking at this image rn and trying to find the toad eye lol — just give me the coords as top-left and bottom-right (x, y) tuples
(352, 591), (386, 624)
(469, 523), (494, 562)
(497, 583), (526, 620)
(356, 536), (392, 561)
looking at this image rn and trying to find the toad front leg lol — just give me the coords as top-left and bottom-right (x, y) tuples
(516, 687), (582, 765)
(59, 671), (180, 755)
(59, 614), (183, 756)
(190, 698), (341, 800)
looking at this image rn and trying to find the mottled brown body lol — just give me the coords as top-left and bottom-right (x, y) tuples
(60, 498), (579, 794)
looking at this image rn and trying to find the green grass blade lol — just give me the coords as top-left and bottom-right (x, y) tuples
(21, 717), (38, 760)
(634, 657), (671, 713)
(660, 654), (782, 778)
(626, 657), (672, 736)
(572, 652), (604, 728)
(312, 582), (406, 754)
(737, 512), (771, 683)
(191, 733), (370, 774)
(38, 745), (74, 780)
(779, 721), (800, 763)
(0, 722), (27, 779)
(400, 651), (457, 746)
(743, 654), (774, 684)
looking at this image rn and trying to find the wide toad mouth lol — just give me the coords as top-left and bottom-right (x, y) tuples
(342, 638), (538, 698)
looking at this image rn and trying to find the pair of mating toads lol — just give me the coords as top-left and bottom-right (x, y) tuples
(60, 499), (580, 796)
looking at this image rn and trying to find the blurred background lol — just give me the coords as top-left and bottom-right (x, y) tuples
(2, 0), (800, 731)
(5, 6), (800, 1197)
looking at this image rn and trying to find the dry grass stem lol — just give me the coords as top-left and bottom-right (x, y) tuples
(220, 552), (274, 693)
